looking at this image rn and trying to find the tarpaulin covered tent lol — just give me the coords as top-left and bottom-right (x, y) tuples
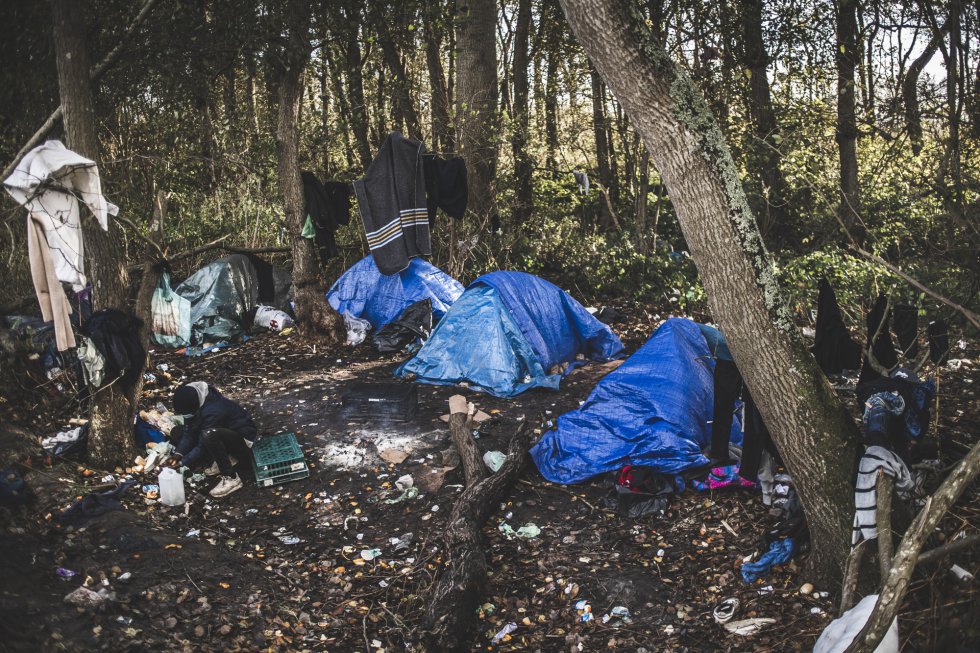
(327, 255), (464, 329)
(531, 317), (727, 484)
(175, 254), (291, 344)
(394, 271), (623, 397)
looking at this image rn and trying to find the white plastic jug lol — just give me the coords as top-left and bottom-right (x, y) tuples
(158, 467), (185, 506)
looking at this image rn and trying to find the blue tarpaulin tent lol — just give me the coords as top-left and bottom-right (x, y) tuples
(531, 317), (726, 484)
(327, 256), (464, 329)
(394, 271), (623, 397)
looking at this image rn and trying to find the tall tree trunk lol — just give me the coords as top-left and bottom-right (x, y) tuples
(558, 0), (860, 585)
(836, 0), (863, 243)
(455, 0), (499, 228)
(590, 64), (613, 228)
(425, 0), (454, 152)
(511, 0), (534, 225)
(634, 138), (650, 253)
(275, 0), (344, 342)
(343, 10), (373, 170)
(51, 0), (142, 468)
(741, 0), (788, 240)
(376, 7), (422, 140)
(544, 45), (559, 172)
(946, 0), (963, 208)
(902, 15), (950, 155)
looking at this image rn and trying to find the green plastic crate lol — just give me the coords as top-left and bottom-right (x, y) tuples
(252, 432), (309, 488)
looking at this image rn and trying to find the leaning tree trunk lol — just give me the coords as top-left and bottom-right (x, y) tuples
(455, 0), (499, 229)
(275, 0), (344, 342)
(835, 0), (863, 243)
(51, 0), (142, 468)
(558, 0), (860, 584)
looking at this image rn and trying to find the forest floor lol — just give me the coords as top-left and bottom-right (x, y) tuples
(1, 304), (977, 653)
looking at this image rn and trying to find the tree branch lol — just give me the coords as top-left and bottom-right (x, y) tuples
(1, 0), (162, 181)
(843, 438), (980, 653)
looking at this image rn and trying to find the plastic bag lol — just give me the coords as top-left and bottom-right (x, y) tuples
(151, 272), (191, 348)
(343, 311), (372, 346)
(253, 305), (294, 332)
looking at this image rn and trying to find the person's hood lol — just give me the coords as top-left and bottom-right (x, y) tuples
(187, 381), (209, 408)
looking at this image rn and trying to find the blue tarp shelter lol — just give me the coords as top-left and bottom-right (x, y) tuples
(394, 271), (623, 397)
(531, 317), (728, 484)
(327, 256), (464, 329)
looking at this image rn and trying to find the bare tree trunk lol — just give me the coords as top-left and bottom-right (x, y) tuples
(376, 7), (422, 140)
(903, 16), (950, 155)
(836, 0), (863, 243)
(275, 0), (344, 343)
(51, 0), (141, 469)
(342, 7), (373, 170)
(425, 0), (454, 153)
(511, 0), (534, 225)
(558, 0), (860, 584)
(590, 64), (613, 229)
(741, 0), (788, 239)
(635, 141), (650, 253)
(455, 0), (499, 229)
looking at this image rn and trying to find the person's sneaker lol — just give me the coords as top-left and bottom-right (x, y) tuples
(210, 474), (243, 498)
(204, 456), (239, 477)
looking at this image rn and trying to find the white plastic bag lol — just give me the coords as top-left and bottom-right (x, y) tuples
(151, 272), (191, 348)
(343, 311), (372, 346)
(813, 595), (898, 653)
(253, 305), (294, 332)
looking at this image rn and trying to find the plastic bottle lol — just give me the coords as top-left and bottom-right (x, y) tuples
(158, 467), (185, 506)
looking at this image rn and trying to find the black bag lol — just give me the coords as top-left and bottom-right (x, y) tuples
(373, 300), (433, 353)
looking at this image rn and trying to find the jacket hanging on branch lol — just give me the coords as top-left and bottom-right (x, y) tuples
(810, 278), (863, 375)
(3, 140), (118, 351)
(354, 132), (430, 275)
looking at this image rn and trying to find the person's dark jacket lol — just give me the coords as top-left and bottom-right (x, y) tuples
(176, 385), (256, 468)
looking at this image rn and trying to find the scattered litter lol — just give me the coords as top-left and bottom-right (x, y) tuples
(813, 594), (898, 653)
(115, 616), (133, 625)
(477, 602), (496, 618)
(388, 533), (413, 552)
(279, 536), (301, 545)
(492, 622), (518, 644)
(498, 522), (541, 540)
(245, 508), (258, 516)
(483, 450), (506, 473)
(55, 567), (76, 580)
(724, 618), (776, 636)
(185, 529), (200, 538)
(712, 597), (739, 624)
(950, 564), (974, 583)
(741, 538), (796, 582)
(360, 548), (382, 561)
(64, 586), (113, 609)
(117, 572), (132, 581)
(601, 606), (632, 625)
(395, 475), (414, 491)
(382, 487), (419, 504)
(757, 585), (774, 595)
(380, 449), (410, 464)
(800, 583), (815, 595)
(574, 599), (593, 622)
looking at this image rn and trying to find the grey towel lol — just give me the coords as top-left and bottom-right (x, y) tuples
(852, 445), (913, 545)
(354, 132), (430, 275)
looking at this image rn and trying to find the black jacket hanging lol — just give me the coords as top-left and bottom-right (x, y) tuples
(859, 294), (898, 384)
(810, 278), (863, 375)
(423, 154), (468, 226)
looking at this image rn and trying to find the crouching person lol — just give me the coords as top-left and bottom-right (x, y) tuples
(170, 381), (256, 498)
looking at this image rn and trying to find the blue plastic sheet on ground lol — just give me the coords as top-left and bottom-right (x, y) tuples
(394, 272), (623, 398)
(531, 318), (719, 484)
(741, 537), (797, 583)
(327, 256), (464, 329)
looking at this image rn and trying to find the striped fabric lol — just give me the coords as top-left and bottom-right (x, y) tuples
(353, 132), (431, 275)
(852, 445), (913, 545)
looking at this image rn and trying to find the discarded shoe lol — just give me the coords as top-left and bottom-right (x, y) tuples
(210, 474), (243, 498)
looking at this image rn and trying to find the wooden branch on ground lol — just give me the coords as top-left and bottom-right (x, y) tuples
(1, 0), (161, 181)
(423, 420), (531, 652)
(447, 395), (488, 487)
(876, 471), (895, 582)
(843, 438), (980, 653)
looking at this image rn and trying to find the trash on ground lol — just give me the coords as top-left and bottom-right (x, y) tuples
(712, 597), (739, 624)
(491, 622), (518, 644)
(724, 618), (776, 636)
(483, 450), (506, 472)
